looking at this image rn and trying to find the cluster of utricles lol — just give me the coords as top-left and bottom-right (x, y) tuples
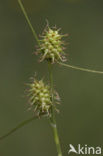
(38, 27), (66, 63)
(28, 79), (52, 116)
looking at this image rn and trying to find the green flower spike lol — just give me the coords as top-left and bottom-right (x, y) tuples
(37, 25), (67, 63)
(28, 78), (53, 116)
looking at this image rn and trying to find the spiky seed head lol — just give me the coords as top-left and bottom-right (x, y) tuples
(28, 78), (52, 116)
(27, 78), (61, 117)
(37, 26), (67, 63)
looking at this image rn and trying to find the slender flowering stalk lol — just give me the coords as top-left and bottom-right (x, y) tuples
(18, 1), (63, 155)
(48, 63), (63, 156)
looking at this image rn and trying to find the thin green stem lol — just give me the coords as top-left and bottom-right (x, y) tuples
(18, 0), (40, 46)
(48, 63), (53, 95)
(48, 63), (63, 156)
(0, 116), (38, 141)
(58, 62), (103, 74)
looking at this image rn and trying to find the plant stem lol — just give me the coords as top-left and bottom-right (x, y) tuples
(18, 1), (62, 155)
(0, 116), (38, 141)
(58, 62), (103, 74)
(50, 113), (63, 156)
(48, 63), (63, 156)
(18, 0), (40, 46)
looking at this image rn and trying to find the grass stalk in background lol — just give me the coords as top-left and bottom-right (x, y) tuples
(58, 62), (103, 74)
(18, 0), (40, 46)
(0, 116), (38, 141)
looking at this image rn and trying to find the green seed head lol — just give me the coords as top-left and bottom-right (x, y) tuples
(28, 78), (52, 116)
(37, 25), (67, 63)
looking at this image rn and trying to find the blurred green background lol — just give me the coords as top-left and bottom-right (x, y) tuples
(0, 0), (103, 155)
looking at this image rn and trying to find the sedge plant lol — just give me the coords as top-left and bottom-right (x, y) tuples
(0, 1), (103, 156)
